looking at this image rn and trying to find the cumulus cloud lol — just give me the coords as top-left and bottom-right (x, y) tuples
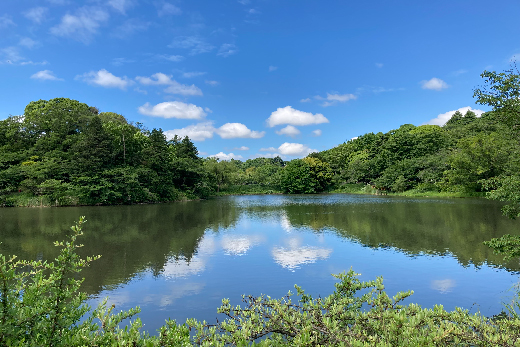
(424, 106), (485, 126)
(205, 80), (219, 86)
(158, 2), (182, 16)
(76, 69), (132, 89)
(136, 72), (202, 96)
(300, 98), (311, 103)
(50, 7), (109, 44)
(271, 246), (332, 271)
(138, 101), (208, 119)
(24, 7), (48, 24)
(168, 36), (215, 55)
(268, 65), (277, 72)
(315, 93), (357, 107)
(312, 129), (322, 137)
(216, 123), (265, 139)
(164, 122), (215, 141)
(210, 152), (243, 161)
(421, 77), (448, 91)
(267, 106), (329, 127)
(234, 146), (249, 151)
(217, 43), (238, 57)
(31, 70), (63, 81)
(278, 142), (317, 156)
(107, 0), (136, 14)
(276, 125), (300, 137)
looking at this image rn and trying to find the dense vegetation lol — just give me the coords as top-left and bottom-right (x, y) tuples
(2, 66), (520, 207)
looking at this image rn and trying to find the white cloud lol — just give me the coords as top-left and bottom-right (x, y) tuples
(315, 93), (357, 107)
(216, 123), (265, 139)
(182, 71), (206, 78)
(260, 147), (278, 152)
(278, 142), (317, 156)
(76, 69), (132, 89)
(205, 80), (219, 86)
(31, 70), (63, 81)
(238, 0), (250, 4)
(0, 15), (16, 29)
(136, 73), (202, 96)
(267, 106), (329, 127)
(269, 65), (277, 72)
(276, 125), (300, 138)
(271, 246), (332, 271)
(421, 77), (448, 91)
(138, 101), (208, 119)
(300, 98), (311, 103)
(217, 43), (238, 57)
(108, 0), (136, 14)
(111, 57), (135, 66)
(251, 152), (282, 159)
(19, 37), (38, 48)
(164, 81), (203, 96)
(210, 152), (243, 161)
(158, 2), (182, 16)
(24, 7), (48, 24)
(453, 69), (468, 76)
(375, 62), (383, 68)
(425, 106), (485, 126)
(169, 36), (215, 55)
(234, 146), (249, 151)
(312, 129), (322, 137)
(111, 19), (150, 38)
(164, 122), (214, 141)
(50, 7), (109, 44)
(154, 54), (184, 62)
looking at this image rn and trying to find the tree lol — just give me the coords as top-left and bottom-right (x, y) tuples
(473, 63), (520, 129)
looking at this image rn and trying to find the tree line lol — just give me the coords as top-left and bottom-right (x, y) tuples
(1, 65), (519, 209)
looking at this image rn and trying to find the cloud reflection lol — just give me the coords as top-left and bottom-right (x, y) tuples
(431, 279), (456, 294)
(272, 246), (332, 271)
(221, 235), (264, 256)
(162, 256), (206, 278)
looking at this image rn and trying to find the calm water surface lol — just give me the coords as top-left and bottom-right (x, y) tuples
(1, 194), (520, 332)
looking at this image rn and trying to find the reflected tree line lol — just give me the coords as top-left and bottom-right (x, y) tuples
(2, 195), (520, 299)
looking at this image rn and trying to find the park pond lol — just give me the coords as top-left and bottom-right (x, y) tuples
(1, 193), (520, 332)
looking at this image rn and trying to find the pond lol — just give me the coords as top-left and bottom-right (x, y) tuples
(1, 193), (520, 333)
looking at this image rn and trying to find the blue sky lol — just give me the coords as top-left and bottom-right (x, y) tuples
(1, 0), (520, 160)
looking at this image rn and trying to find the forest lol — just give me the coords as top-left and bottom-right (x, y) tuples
(1, 66), (519, 219)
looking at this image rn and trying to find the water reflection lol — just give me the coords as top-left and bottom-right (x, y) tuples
(271, 246), (333, 271)
(431, 279), (457, 294)
(2, 194), (520, 332)
(221, 235), (264, 256)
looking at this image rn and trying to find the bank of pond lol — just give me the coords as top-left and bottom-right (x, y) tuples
(1, 194), (520, 346)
